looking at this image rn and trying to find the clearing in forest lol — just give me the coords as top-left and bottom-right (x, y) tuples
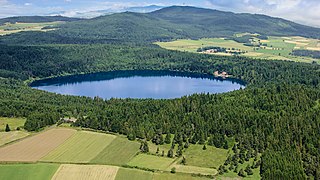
(0, 131), (29, 146)
(0, 128), (76, 162)
(52, 164), (119, 180)
(0, 117), (26, 131)
(41, 131), (116, 163)
(169, 164), (217, 175)
(90, 136), (140, 165)
(183, 144), (228, 169)
(0, 22), (61, 35)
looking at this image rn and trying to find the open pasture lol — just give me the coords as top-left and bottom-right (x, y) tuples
(0, 22), (61, 35)
(0, 131), (29, 146)
(153, 172), (209, 180)
(42, 131), (116, 163)
(0, 163), (59, 180)
(115, 168), (153, 180)
(183, 144), (228, 169)
(90, 136), (140, 165)
(0, 117), (26, 131)
(170, 164), (217, 175)
(52, 164), (119, 180)
(0, 128), (75, 162)
(127, 154), (175, 171)
(156, 36), (320, 63)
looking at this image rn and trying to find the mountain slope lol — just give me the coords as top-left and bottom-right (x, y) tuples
(0, 16), (81, 25)
(1, 6), (319, 45)
(150, 6), (320, 38)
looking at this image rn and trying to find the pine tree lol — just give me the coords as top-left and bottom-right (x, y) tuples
(238, 169), (246, 177)
(159, 134), (164, 145)
(165, 133), (171, 144)
(223, 141), (229, 149)
(5, 124), (10, 132)
(171, 167), (176, 174)
(245, 165), (253, 175)
(140, 141), (149, 153)
(203, 144), (207, 150)
(184, 141), (189, 149)
(167, 148), (174, 158)
(181, 156), (186, 165)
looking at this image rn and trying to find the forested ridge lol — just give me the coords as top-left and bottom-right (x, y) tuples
(0, 5), (320, 179)
(0, 43), (319, 179)
(1, 6), (320, 45)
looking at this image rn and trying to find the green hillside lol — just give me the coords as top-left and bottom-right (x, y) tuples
(0, 16), (81, 25)
(150, 6), (320, 38)
(1, 6), (319, 45)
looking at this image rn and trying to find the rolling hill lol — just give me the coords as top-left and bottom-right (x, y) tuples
(150, 6), (320, 38)
(0, 6), (319, 45)
(0, 16), (81, 25)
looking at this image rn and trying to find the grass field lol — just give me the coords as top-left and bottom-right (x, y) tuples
(42, 131), (116, 163)
(153, 172), (209, 180)
(90, 136), (140, 165)
(127, 154), (175, 171)
(0, 128), (76, 162)
(52, 164), (119, 180)
(170, 164), (217, 175)
(115, 168), (153, 180)
(0, 22), (61, 35)
(0, 163), (59, 180)
(156, 36), (320, 63)
(0, 131), (29, 146)
(0, 117), (26, 131)
(183, 144), (228, 169)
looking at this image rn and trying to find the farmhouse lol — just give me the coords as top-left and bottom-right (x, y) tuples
(61, 117), (77, 123)
(213, 71), (230, 78)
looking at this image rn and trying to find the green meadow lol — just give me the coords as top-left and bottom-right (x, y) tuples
(0, 163), (59, 180)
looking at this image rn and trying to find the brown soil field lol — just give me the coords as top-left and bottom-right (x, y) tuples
(52, 164), (119, 180)
(0, 128), (76, 162)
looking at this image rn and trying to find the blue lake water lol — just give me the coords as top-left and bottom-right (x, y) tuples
(31, 70), (245, 99)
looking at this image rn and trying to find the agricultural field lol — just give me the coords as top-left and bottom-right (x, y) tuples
(0, 163), (59, 180)
(0, 131), (29, 146)
(0, 127), (256, 179)
(156, 36), (320, 63)
(90, 136), (140, 165)
(52, 164), (119, 180)
(153, 172), (209, 180)
(0, 117), (26, 131)
(0, 22), (62, 35)
(41, 131), (116, 163)
(183, 144), (229, 169)
(127, 154), (175, 171)
(0, 128), (76, 162)
(115, 168), (153, 180)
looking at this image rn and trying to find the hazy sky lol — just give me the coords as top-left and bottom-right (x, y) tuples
(0, 0), (319, 27)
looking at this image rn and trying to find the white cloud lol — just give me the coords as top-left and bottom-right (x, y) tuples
(205, 0), (320, 27)
(24, 3), (32, 6)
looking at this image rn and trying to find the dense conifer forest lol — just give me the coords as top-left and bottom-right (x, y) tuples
(0, 6), (320, 179)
